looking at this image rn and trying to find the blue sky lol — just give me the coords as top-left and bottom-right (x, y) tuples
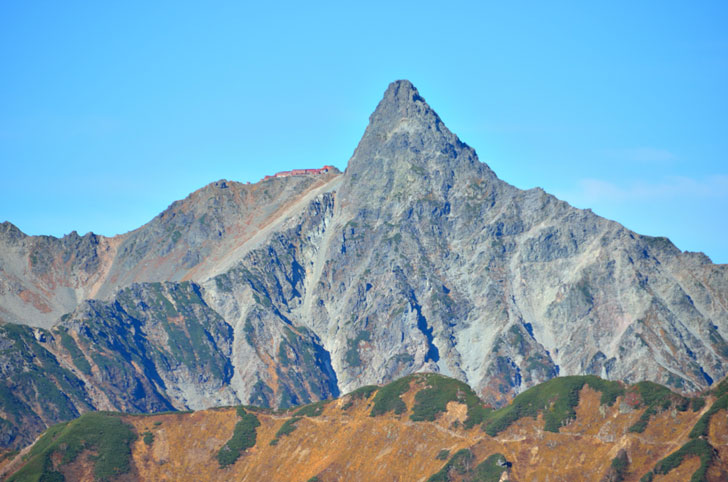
(1, 1), (727, 262)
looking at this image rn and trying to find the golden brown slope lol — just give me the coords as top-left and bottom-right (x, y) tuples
(5, 373), (728, 482)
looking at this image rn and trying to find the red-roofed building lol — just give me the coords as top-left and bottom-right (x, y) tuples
(261, 165), (336, 182)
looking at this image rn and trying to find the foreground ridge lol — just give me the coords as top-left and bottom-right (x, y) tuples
(3, 374), (727, 481)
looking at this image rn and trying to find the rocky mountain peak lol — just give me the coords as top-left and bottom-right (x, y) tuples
(0, 221), (26, 244)
(368, 79), (432, 129)
(341, 80), (496, 210)
(349, 79), (448, 155)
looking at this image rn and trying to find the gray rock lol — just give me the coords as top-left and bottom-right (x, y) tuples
(0, 80), (726, 448)
(200, 80), (727, 404)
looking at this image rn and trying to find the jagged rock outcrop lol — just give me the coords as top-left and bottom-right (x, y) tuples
(0, 80), (727, 449)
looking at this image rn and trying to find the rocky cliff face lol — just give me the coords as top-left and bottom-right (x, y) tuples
(0, 281), (235, 448)
(0, 80), (727, 450)
(199, 80), (728, 405)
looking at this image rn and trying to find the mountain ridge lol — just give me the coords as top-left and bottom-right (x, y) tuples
(3, 372), (727, 481)
(0, 80), (726, 452)
(0, 169), (342, 328)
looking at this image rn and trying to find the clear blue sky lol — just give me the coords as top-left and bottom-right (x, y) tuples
(1, 1), (727, 263)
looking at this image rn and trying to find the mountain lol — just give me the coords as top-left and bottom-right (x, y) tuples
(0, 171), (341, 328)
(0, 80), (726, 450)
(3, 373), (727, 481)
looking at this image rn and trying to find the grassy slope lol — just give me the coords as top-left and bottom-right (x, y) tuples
(5, 373), (727, 481)
(8, 412), (136, 482)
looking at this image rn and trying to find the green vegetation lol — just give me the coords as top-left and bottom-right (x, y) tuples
(712, 376), (728, 397)
(0, 449), (20, 462)
(708, 326), (728, 359)
(273, 325), (338, 403)
(428, 449), (509, 482)
(117, 282), (232, 384)
(276, 417), (302, 437)
(153, 421), (162, 426)
(691, 397), (706, 412)
(345, 330), (371, 367)
(368, 372), (644, 437)
(427, 448), (475, 482)
(627, 381), (691, 433)
(24, 421), (70, 457)
(349, 385), (379, 399)
(342, 385), (378, 410)
(0, 324), (90, 430)
(0, 449), (19, 463)
(634, 381), (683, 407)
(390, 352), (415, 366)
(471, 453), (510, 482)
(483, 376), (624, 436)
(243, 318), (255, 346)
(0, 385), (25, 422)
(57, 328), (92, 376)
(8, 413), (136, 482)
(250, 380), (274, 408)
(163, 315), (222, 379)
(689, 393), (728, 439)
(385, 232), (403, 244)
(293, 400), (327, 417)
(464, 404), (491, 430)
(436, 449), (450, 460)
(370, 373), (492, 421)
(609, 449), (629, 482)
(410, 163), (427, 176)
(270, 417), (302, 445)
(370, 376), (414, 417)
(653, 438), (714, 482)
(391, 304), (407, 319)
(278, 340), (291, 366)
(238, 404), (274, 414)
(409, 374), (492, 428)
(216, 407), (261, 468)
(142, 431), (154, 445)
(251, 291), (272, 308)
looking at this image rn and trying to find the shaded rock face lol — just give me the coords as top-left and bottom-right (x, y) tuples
(0, 281), (240, 448)
(0, 80), (727, 448)
(61, 281), (238, 412)
(0, 323), (94, 449)
(204, 193), (341, 408)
